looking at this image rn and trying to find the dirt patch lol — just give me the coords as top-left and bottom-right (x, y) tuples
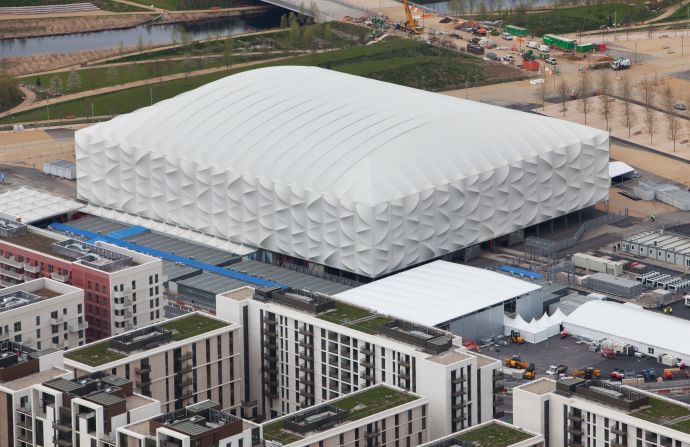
(483, 62), (527, 81)
(0, 13), (154, 38)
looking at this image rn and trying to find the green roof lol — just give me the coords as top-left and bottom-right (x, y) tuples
(317, 301), (395, 335)
(456, 422), (534, 447)
(263, 386), (419, 444)
(66, 314), (228, 366)
(632, 397), (690, 429)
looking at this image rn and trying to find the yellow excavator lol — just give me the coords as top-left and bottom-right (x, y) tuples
(399, 0), (423, 34)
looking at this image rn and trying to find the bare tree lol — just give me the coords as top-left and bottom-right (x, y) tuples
(558, 78), (569, 117)
(618, 74), (637, 138)
(536, 80), (548, 111)
(577, 70), (592, 124)
(661, 82), (682, 152)
(66, 70), (81, 92)
(597, 69), (615, 131)
(223, 38), (235, 69)
(49, 75), (63, 95)
(640, 78), (657, 144)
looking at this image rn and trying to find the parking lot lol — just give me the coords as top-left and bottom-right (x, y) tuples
(480, 335), (661, 380)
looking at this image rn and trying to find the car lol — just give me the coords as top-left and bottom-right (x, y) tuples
(526, 41), (538, 49)
(465, 26), (474, 32)
(502, 55), (514, 62)
(538, 44), (550, 52)
(501, 32), (513, 40)
(545, 57), (557, 65)
(486, 52), (499, 61)
(674, 103), (687, 110)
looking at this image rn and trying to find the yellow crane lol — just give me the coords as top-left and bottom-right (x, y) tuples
(400, 0), (422, 34)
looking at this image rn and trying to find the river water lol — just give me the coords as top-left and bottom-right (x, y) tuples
(0, 14), (280, 58)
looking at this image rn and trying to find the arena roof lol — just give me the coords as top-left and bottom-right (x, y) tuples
(564, 301), (690, 359)
(0, 187), (84, 223)
(80, 66), (607, 205)
(334, 261), (542, 326)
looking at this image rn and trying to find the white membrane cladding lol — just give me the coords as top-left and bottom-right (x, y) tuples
(75, 66), (610, 278)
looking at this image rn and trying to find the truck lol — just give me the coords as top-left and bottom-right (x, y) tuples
(576, 42), (595, 53)
(505, 24), (529, 37)
(611, 57), (631, 70)
(546, 365), (568, 376)
(543, 34), (576, 52)
(504, 355), (529, 369)
(573, 367), (601, 379)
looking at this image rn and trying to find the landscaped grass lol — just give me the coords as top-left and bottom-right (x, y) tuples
(481, 3), (659, 35)
(122, 0), (259, 11)
(457, 422), (534, 447)
(64, 341), (126, 367)
(158, 314), (228, 340)
(0, 0), (148, 12)
(660, 3), (690, 22)
(333, 386), (418, 420)
(2, 40), (488, 124)
(318, 301), (377, 326)
(632, 397), (690, 425)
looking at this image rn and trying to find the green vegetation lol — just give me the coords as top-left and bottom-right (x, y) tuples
(333, 386), (419, 420)
(633, 397), (690, 425)
(0, 0), (148, 12)
(0, 76), (23, 113)
(122, 0), (258, 11)
(2, 40), (489, 124)
(456, 422), (534, 447)
(660, 3), (690, 22)
(159, 314), (228, 340)
(262, 386), (418, 444)
(65, 341), (126, 367)
(481, 3), (659, 35)
(671, 418), (690, 434)
(318, 302), (394, 334)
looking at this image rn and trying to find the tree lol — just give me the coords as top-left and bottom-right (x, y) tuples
(106, 66), (118, 85)
(536, 79), (548, 111)
(558, 78), (569, 117)
(49, 75), (63, 95)
(302, 25), (316, 52)
(288, 17), (302, 49)
(35, 76), (41, 88)
(618, 74), (637, 138)
(280, 14), (288, 29)
(577, 70), (592, 124)
(597, 69), (615, 131)
(223, 38), (235, 69)
(0, 75), (22, 112)
(640, 78), (657, 144)
(66, 70), (82, 92)
(661, 82), (681, 152)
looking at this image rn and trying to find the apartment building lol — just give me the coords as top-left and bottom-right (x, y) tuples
(417, 420), (544, 447)
(63, 312), (243, 415)
(0, 277), (85, 351)
(261, 385), (429, 447)
(513, 377), (690, 447)
(0, 340), (72, 447)
(217, 287), (502, 438)
(118, 399), (259, 447)
(0, 220), (165, 342)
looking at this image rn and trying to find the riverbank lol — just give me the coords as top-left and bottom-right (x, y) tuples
(0, 5), (273, 39)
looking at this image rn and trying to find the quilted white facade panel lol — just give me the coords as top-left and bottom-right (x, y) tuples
(75, 67), (610, 278)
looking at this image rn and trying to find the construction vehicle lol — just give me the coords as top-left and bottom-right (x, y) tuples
(523, 363), (536, 380)
(504, 355), (529, 369)
(639, 368), (656, 382)
(510, 330), (525, 344)
(573, 367), (601, 379)
(663, 366), (690, 380)
(399, 0), (422, 34)
(546, 365), (568, 376)
(611, 57), (631, 70)
(610, 369), (625, 380)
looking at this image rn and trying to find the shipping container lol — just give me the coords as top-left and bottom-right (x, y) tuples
(543, 34), (576, 51)
(506, 25), (529, 36)
(576, 43), (595, 53)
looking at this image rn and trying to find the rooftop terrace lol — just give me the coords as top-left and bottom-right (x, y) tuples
(65, 314), (229, 366)
(263, 386), (419, 445)
(452, 422), (535, 447)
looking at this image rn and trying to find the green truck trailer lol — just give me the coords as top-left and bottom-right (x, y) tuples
(576, 43), (595, 53)
(506, 25), (529, 36)
(543, 34), (576, 51)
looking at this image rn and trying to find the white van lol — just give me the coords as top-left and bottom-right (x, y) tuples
(538, 44), (550, 52)
(526, 41), (538, 49)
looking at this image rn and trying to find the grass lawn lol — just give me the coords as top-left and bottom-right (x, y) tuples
(158, 314), (228, 340)
(65, 341), (126, 367)
(484, 3), (659, 35)
(0, 0), (148, 12)
(123, 0), (261, 11)
(660, 3), (690, 22)
(318, 302), (377, 326)
(333, 386), (418, 420)
(457, 422), (534, 447)
(632, 397), (690, 425)
(671, 418), (690, 434)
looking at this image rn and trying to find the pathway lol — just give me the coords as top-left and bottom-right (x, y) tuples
(646, 0), (690, 24)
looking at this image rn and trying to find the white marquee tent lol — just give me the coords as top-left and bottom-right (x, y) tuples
(504, 308), (566, 343)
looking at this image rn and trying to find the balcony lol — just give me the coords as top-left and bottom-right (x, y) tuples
(400, 360), (410, 367)
(453, 376), (467, 384)
(299, 375), (314, 385)
(360, 372), (374, 381)
(298, 339), (312, 348)
(51, 315), (64, 325)
(360, 359), (375, 368)
(298, 327), (313, 336)
(1, 257), (23, 268)
(51, 272), (70, 283)
(611, 443), (627, 447)
(1, 269), (24, 281)
(452, 401), (467, 410)
(568, 443), (584, 447)
(55, 423), (72, 433)
(54, 439), (72, 447)
(23, 263), (40, 273)
(361, 346), (374, 355)
(179, 377), (193, 387)
(16, 406), (32, 416)
(568, 427), (583, 436)
(69, 321), (88, 332)
(453, 389), (465, 397)
(180, 390), (193, 400)
(178, 351), (193, 361)
(179, 364), (192, 374)
(135, 365), (151, 374)
(17, 419), (32, 429)
(113, 290), (126, 299)
(364, 429), (381, 439)
(135, 379), (151, 387)
(299, 364), (313, 373)
(262, 327), (277, 337)
(611, 427), (627, 436)
(124, 323), (133, 332)
(567, 413), (583, 421)
(298, 352), (313, 362)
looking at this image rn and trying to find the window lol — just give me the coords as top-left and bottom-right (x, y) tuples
(13, 321), (21, 332)
(149, 275), (153, 285)
(155, 274), (159, 283)
(52, 336), (59, 345)
(35, 316), (40, 326)
(131, 280), (136, 289)
(36, 329), (40, 338)
(648, 347), (655, 354)
(77, 304), (82, 314)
